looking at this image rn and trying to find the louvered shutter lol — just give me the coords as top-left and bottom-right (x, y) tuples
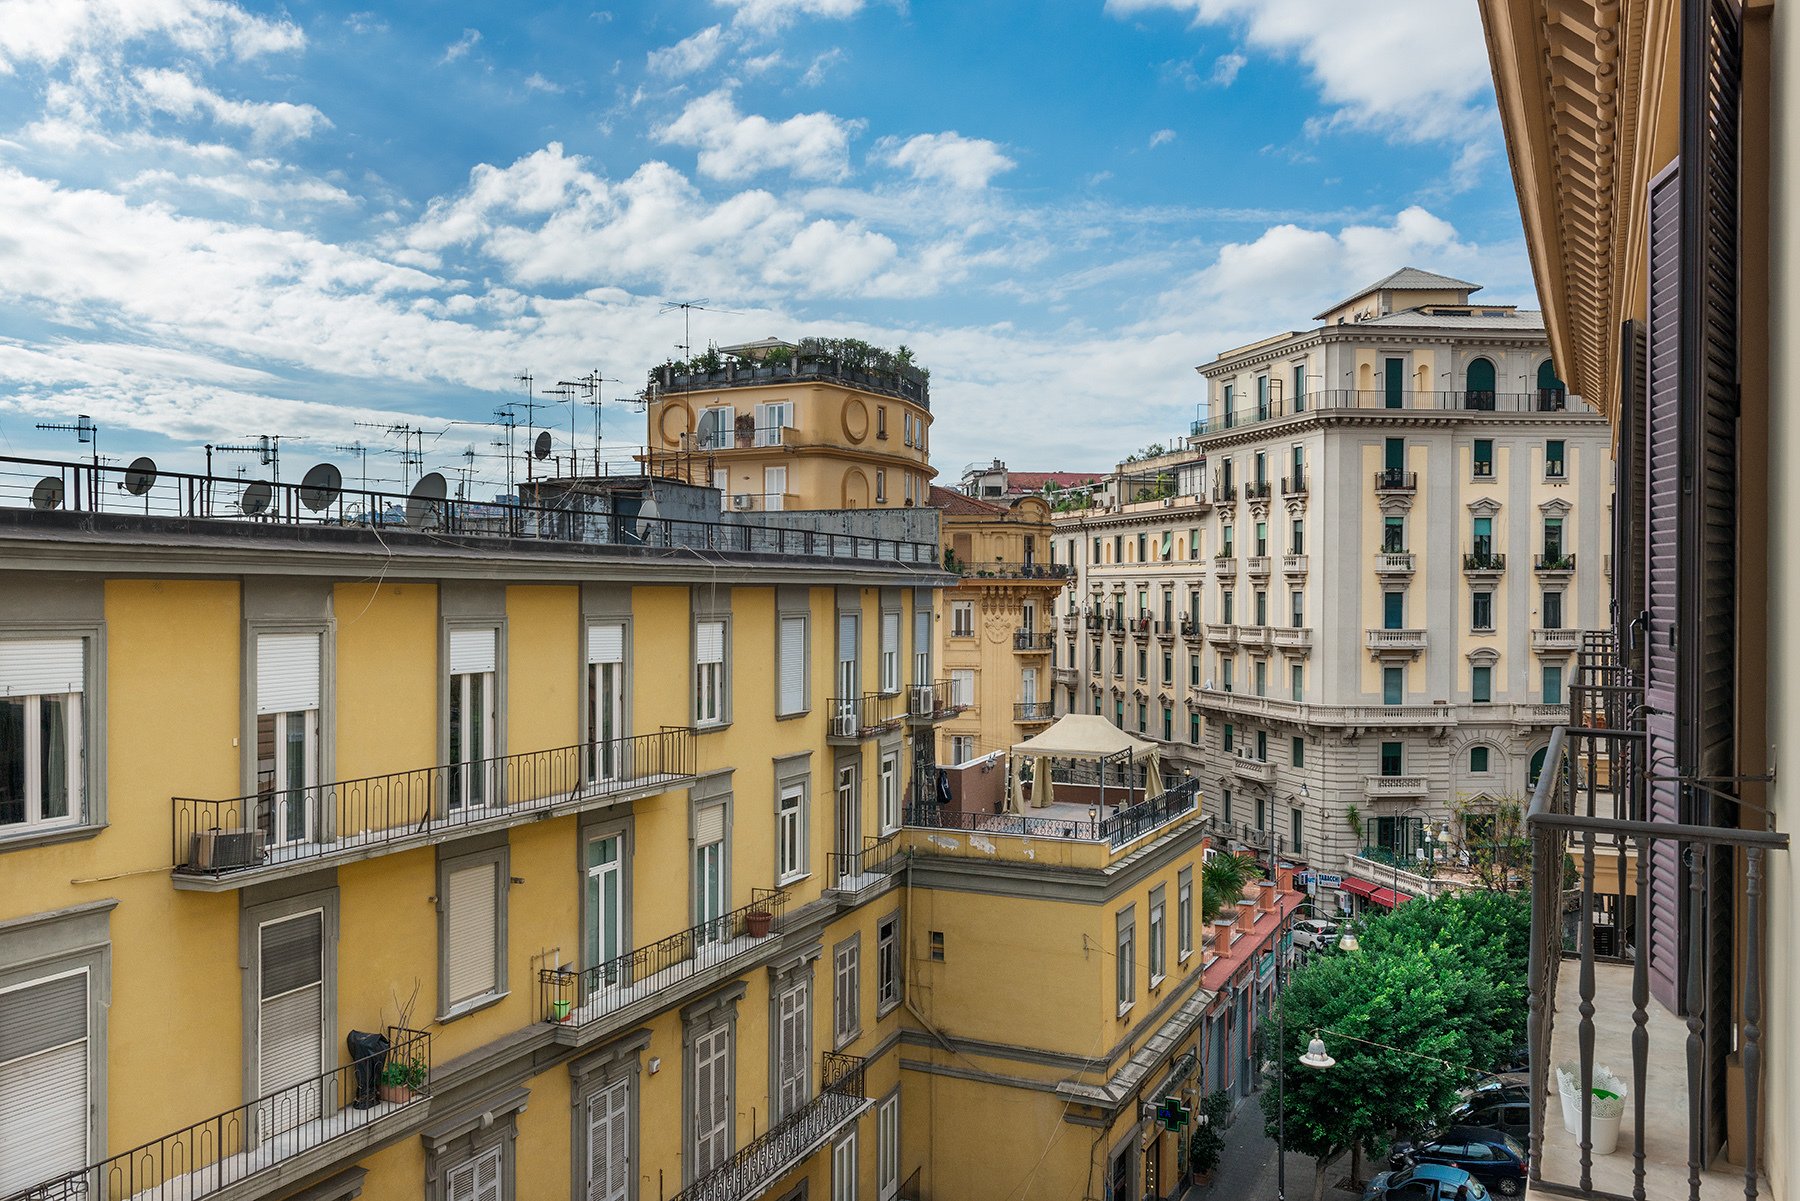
(0, 640), (84, 698)
(586, 1080), (629, 1201)
(695, 621), (724, 665)
(449, 1146), (503, 1201)
(449, 628), (497, 675)
(446, 862), (498, 1005)
(694, 803), (725, 846)
(777, 983), (807, 1118)
(0, 972), (88, 1195)
(1613, 319), (1647, 663)
(257, 633), (320, 714)
(779, 616), (806, 714)
(258, 912), (323, 1126)
(587, 624), (624, 666)
(913, 611), (930, 684)
(837, 614), (857, 664)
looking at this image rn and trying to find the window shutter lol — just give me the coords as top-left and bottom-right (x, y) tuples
(694, 803), (725, 846)
(0, 972), (88, 1196)
(257, 633), (321, 713)
(445, 862), (498, 1005)
(0, 640), (84, 698)
(882, 612), (899, 659)
(587, 624), (624, 666)
(1613, 319), (1647, 663)
(258, 912), (323, 1109)
(696, 621), (724, 665)
(449, 628), (497, 675)
(586, 1080), (629, 1201)
(779, 617), (806, 713)
(913, 611), (930, 678)
(449, 1146), (503, 1201)
(837, 614), (857, 664)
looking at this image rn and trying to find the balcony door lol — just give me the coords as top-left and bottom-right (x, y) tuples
(584, 1077), (630, 1201)
(693, 803), (726, 944)
(256, 633), (321, 848)
(447, 629), (497, 812)
(763, 466), (787, 511)
(586, 624), (626, 783)
(584, 833), (623, 985)
(1383, 358), (1404, 408)
(256, 910), (325, 1138)
(835, 766), (859, 880)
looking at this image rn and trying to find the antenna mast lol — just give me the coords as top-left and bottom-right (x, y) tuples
(333, 442), (370, 495)
(213, 434), (282, 483)
(35, 414), (99, 468)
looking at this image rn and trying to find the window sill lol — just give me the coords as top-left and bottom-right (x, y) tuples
(1116, 1002), (1134, 1020)
(834, 1028), (862, 1052)
(1178, 950), (1192, 966)
(0, 821), (105, 854)
(695, 721), (733, 734)
(776, 709), (812, 722)
(876, 998), (900, 1021)
(1149, 973), (1166, 992)
(437, 989), (509, 1024)
(778, 871), (811, 887)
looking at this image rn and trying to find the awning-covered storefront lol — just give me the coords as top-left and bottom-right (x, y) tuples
(1343, 878), (1410, 909)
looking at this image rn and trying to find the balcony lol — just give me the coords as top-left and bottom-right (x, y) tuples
(1244, 555), (1272, 579)
(1281, 473), (1308, 496)
(1179, 617), (1200, 639)
(1128, 616), (1154, 640)
(1237, 624), (1272, 651)
(1532, 627), (1580, 654)
(541, 890), (788, 1041)
(1374, 551), (1414, 576)
(1526, 659), (1787, 1201)
(172, 729), (695, 889)
(1014, 700), (1055, 724)
(828, 693), (905, 742)
(1229, 751), (1275, 785)
(1270, 627), (1312, 651)
(1052, 665), (1078, 687)
(827, 832), (907, 896)
(1363, 774), (1428, 799)
(15, 1028), (432, 1201)
(723, 490), (800, 513)
(1535, 553), (1578, 575)
(1463, 551), (1507, 577)
(1211, 555), (1238, 578)
(947, 559), (1071, 581)
(1212, 482), (1238, 504)
(1059, 613), (1079, 632)
(670, 1053), (869, 1201)
(1365, 628), (1428, 656)
(907, 680), (961, 723)
(1373, 468), (1418, 493)
(1242, 480), (1273, 503)
(1012, 628), (1054, 653)
(905, 778), (1200, 853)
(1282, 554), (1308, 579)
(1206, 622), (1237, 646)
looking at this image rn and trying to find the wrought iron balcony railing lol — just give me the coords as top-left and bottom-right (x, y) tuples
(1014, 700), (1055, 722)
(6, 1028), (430, 1201)
(905, 778), (1198, 849)
(1373, 468), (1418, 492)
(946, 560), (1070, 580)
(1463, 551), (1507, 572)
(826, 832), (908, 895)
(539, 890), (786, 1032)
(828, 693), (905, 740)
(670, 1053), (868, 1201)
(1534, 553), (1578, 572)
(173, 727), (695, 881)
(907, 679), (960, 721)
(1012, 629), (1054, 652)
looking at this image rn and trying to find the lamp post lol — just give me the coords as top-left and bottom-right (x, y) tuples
(1274, 909), (1358, 1200)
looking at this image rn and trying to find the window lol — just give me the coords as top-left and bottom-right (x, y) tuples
(1293, 364), (1306, 411)
(255, 632), (321, 845)
(691, 1023), (733, 1176)
(1253, 590), (1268, 626)
(951, 601), (974, 637)
(1255, 729), (1267, 761)
(1472, 516), (1493, 558)
(877, 912), (901, 1015)
(1137, 533), (1148, 562)
(875, 469), (887, 503)
(1190, 654), (1201, 687)
(1222, 788), (1232, 824)
(440, 849), (505, 1016)
(1136, 648), (1148, 679)
(1162, 708), (1173, 741)
(587, 623), (627, 782)
(446, 1146), (504, 1201)
(876, 405), (888, 440)
(1189, 713), (1200, 744)
(778, 615), (807, 716)
(1473, 438), (1494, 477)
(695, 619), (726, 726)
(1221, 526), (1234, 557)
(929, 931), (945, 961)
(1546, 439), (1566, 478)
(834, 935), (861, 1046)
(1291, 807), (1304, 853)
(949, 735), (975, 765)
(1136, 702), (1146, 734)
(694, 802), (727, 937)
(1291, 518), (1305, 555)
(1256, 375), (1270, 420)
(879, 754), (899, 836)
(0, 969), (91, 1193)
(1472, 664), (1493, 704)
(1382, 666), (1403, 705)
(1220, 656), (1234, 692)
(1383, 591), (1405, 630)
(1, 638), (87, 833)
(777, 785), (805, 883)
(696, 405), (734, 451)
(1115, 907), (1136, 1015)
(1290, 590), (1304, 627)
(1162, 652), (1173, 684)
(1543, 590), (1565, 630)
(1113, 646), (1124, 676)
(1253, 659), (1266, 697)
(880, 611), (900, 693)
(1222, 723), (1234, 753)
(1472, 590), (1494, 631)
(1290, 663), (1303, 701)
(757, 401), (793, 446)
(1543, 664), (1564, 705)
(580, 1066), (634, 1201)
(949, 670), (974, 708)
(1383, 516), (1405, 553)
(1292, 737), (1304, 767)
(1380, 741), (1404, 777)
(1256, 796), (1266, 830)
(1543, 517), (1565, 560)
(1188, 529), (1200, 560)
(1470, 746), (1491, 773)
(585, 831), (624, 980)
(833, 1132), (859, 1201)
(447, 628), (498, 811)
(1177, 867), (1194, 960)
(1255, 523), (1269, 556)
(1221, 589), (1234, 625)
(1148, 887), (1166, 986)
(878, 1093), (901, 1200)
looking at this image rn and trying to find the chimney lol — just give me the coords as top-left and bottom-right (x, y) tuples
(1213, 917), (1238, 948)
(1235, 898), (1258, 931)
(1275, 864), (1296, 894)
(1256, 879), (1277, 910)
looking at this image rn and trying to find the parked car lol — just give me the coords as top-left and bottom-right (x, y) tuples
(1289, 918), (1341, 950)
(1449, 1092), (1531, 1143)
(1362, 1163), (1490, 1200)
(1458, 1078), (1529, 1108)
(1390, 1126), (1529, 1197)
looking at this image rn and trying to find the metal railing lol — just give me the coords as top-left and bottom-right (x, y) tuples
(174, 728), (695, 877)
(1373, 469), (1418, 491)
(670, 1053), (868, 1201)
(828, 693), (905, 739)
(1243, 480), (1272, 500)
(7, 1028), (430, 1201)
(1013, 700), (1054, 722)
(1282, 473), (1308, 495)
(1526, 639), (1787, 1201)
(904, 779), (1198, 848)
(679, 423), (796, 452)
(1463, 551), (1507, 571)
(946, 559), (1069, 580)
(1012, 629), (1054, 652)
(0, 456), (938, 567)
(1535, 553), (1578, 572)
(1193, 391), (1587, 428)
(540, 890), (786, 1029)
(826, 833), (907, 893)
(1212, 482), (1238, 503)
(908, 680), (958, 720)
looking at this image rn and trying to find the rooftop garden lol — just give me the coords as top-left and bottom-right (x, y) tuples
(648, 337), (931, 407)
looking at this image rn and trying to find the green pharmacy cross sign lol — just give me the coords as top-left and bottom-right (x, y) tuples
(1155, 1096), (1191, 1131)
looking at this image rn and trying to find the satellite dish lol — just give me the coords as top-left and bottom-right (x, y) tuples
(533, 431), (553, 460)
(298, 463), (342, 512)
(406, 471), (447, 527)
(635, 491), (662, 544)
(240, 480), (273, 517)
(123, 456), (158, 496)
(30, 476), (64, 510)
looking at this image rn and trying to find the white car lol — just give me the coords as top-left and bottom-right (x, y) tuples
(1289, 918), (1342, 950)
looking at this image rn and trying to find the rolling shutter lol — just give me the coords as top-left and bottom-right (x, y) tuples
(837, 614), (858, 664)
(778, 617), (806, 714)
(449, 628), (497, 675)
(913, 611), (930, 682)
(777, 983), (807, 1119)
(882, 612), (899, 661)
(694, 803), (725, 847)
(258, 912), (323, 1124)
(587, 624), (624, 666)
(257, 633), (320, 714)
(0, 640), (84, 698)
(0, 972), (88, 1196)
(445, 862), (498, 1006)
(695, 621), (724, 665)
(586, 1080), (629, 1201)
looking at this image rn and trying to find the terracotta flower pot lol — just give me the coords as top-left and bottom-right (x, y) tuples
(745, 911), (774, 938)
(378, 1083), (414, 1105)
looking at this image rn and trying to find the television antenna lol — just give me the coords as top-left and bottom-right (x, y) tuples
(556, 370), (622, 473)
(213, 435), (282, 483)
(34, 414), (99, 468)
(542, 383), (579, 476)
(658, 299), (742, 358)
(333, 442), (371, 495)
(492, 404), (520, 497)
(513, 372), (550, 482)
(355, 422), (425, 491)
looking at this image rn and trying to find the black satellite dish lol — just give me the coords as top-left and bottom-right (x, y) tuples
(30, 476), (64, 510)
(122, 456), (158, 497)
(298, 463), (342, 512)
(240, 480), (273, 517)
(533, 431), (552, 460)
(406, 471), (447, 528)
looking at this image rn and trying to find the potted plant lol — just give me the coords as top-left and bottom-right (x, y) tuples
(745, 907), (774, 938)
(1187, 1090), (1233, 1185)
(379, 1054), (428, 1105)
(551, 963), (576, 1022)
(1556, 1061), (1627, 1153)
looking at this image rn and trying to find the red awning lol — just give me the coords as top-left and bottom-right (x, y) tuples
(1343, 878), (1380, 900)
(1368, 887), (1406, 909)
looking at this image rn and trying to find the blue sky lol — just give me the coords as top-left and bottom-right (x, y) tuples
(0, 0), (1527, 494)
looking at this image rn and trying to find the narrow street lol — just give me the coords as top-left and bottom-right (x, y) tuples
(1181, 1094), (1365, 1201)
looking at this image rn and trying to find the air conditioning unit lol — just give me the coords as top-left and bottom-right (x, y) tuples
(732, 494), (753, 510)
(831, 711), (859, 738)
(912, 684), (936, 716)
(190, 828), (267, 870)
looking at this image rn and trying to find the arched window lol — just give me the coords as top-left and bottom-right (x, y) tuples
(1528, 745), (1549, 788)
(1465, 358), (1497, 410)
(1536, 361), (1567, 410)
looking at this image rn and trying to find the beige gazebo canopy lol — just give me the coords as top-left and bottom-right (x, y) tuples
(1007, 714), (1163, 811)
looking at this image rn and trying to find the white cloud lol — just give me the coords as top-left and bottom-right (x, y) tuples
(1106, 0), (1491, 140)
(1210, 51), (1245, 86)
(647, 25), (727, 77)
(801, 48), (844, 86)
(134, 68), (330, 143)
(0, 0), (304, 71)
(522, 72), (563, 93)
(657, 90), (858, 182)
(1148, 128), (1176, 149)
(877, 131), (1014, 190)
(712, 0), (864, 31)
(441, 28), (481, 64)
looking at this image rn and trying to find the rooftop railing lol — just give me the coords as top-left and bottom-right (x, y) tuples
(1189, 390), (1588, 435)
(905, 777), (1198, 849)
(946, 559), (1070, 580)
(670, 1053), (868, 1201)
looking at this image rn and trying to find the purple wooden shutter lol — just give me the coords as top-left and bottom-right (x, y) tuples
(1612, 319), (1646, 667)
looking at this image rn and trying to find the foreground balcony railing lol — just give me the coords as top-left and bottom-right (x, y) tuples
(671, 1053), (868, 1201)
(1014, 700), (1055, 723)
(173, 728), (695, 881)
(7, 1028), (430, 1201)
(540, 890), (787, 1034)
(907, 679), (959, 721)
(1527, 640), (1787, 1201)
(1012, 628), (1054, 652)
(829, 693), (905, 740)
(826, 832), (908, 895)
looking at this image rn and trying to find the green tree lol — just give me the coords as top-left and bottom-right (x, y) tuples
(1199, 851), (1257, 922)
